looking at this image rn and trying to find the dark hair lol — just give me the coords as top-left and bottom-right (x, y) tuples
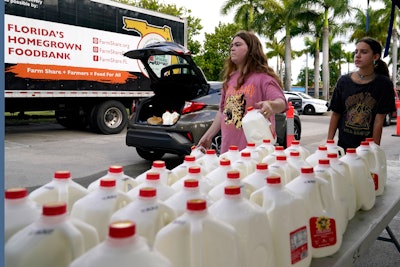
(356, 37), (389, 77)
(222, 30), (283, 90)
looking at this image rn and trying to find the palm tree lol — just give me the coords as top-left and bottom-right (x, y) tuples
(343, 51), (354, 74)
(304, 36), (321, 97)
(220, 0), (265, 31)
(265, 37), (285, 80)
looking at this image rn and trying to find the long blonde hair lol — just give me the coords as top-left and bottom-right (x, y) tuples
(222, 30), (283, 90)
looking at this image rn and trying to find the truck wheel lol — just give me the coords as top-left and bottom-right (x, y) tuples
(136, 148), (165, 161)
(55, 109), (89, 130)
(93, 100), (128, 134)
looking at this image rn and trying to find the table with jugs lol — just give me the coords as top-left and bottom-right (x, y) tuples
(5, 135), (387, 267)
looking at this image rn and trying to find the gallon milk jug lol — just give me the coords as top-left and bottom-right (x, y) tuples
(111, 187), (176, 247)
(240, 142), (262, 163)
(169, 155), (199, 185)
(29, 170), (89, 213)
(242, 163), (270, 193)
(287, 151), (311, 173)
(356, 141), (383, 196)
(305, 145), (328, 167)
(190, 145), (206, 160)
(325, 139), (345, 158)
(314, 159), (348, 234)
(284, 140), (311, 160)
(232, 151), (257, 178)
(262, 145), (286, 165)
(365, 137), (387, 193)
(135, 160), (171, 185)
(205, 158), (232, 187)
(154, 199), (244, 267)
(208, 170), (254, 201)
(256, 139), (275, 160)
(70, 221), (172, 267)
(196, 149), (220, 175)
(70, 178), (132, 241)
(250, 176), (312, 267)
(5, 187), (41, 242)
(219, 145), (241, 163)
(5, 202), (99, 267)
(171, 166), (213, 195)
(327, 153), (357, 220)
(165, 179), (207, 217)
(128, 172), (176, 201)
(209, 185), (276, 267)
(340, 148), (376, 211)
(269, 155), (300, 185)
(242, 106), (277, 146)
(88, 165), (137, 193)
(286, 167), (342, 258)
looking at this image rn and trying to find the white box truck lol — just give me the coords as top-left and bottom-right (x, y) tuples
(4, 0), (187, 134)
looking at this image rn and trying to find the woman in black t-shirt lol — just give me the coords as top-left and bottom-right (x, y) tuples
(328, 37), (396, 150)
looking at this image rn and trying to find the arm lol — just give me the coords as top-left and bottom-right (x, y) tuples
(372, 114), (385, 145)
(197, 111), (222, 149)
(328, 111), (341, 140)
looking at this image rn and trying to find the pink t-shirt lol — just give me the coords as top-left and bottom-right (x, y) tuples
(219, 72), (287, 153)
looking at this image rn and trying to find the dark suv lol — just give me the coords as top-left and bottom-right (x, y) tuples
(124, 42), (301, 161)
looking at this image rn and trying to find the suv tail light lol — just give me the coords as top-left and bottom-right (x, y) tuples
(182, 101), (206, 114)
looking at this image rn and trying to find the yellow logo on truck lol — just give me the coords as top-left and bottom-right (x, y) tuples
(122, 17), (173, 42)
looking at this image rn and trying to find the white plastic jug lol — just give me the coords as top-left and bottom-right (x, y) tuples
(135, 160), (171, 185)
(255, 139), (275, 160)
(242, 106), (277, 145)
(356, 141), (383, 196)
(209, 185), (276, 267)
(287, 151), (312, 173)
(327, 153), (357, 220)
(5, 187), (41, 242)
(250, 176), (312, 267)
(196, 149), (220, 175)
(88, 165), (137, 193)
(314, 159), (348, 234)
(219, 145), (241, 163)
(169, 155), (200, 185)
(171, 166), (213, 195)
(262, 145), (286, 165)
(284, 140), (311, 160)
(240, 142), (262, 163)
(165, 179), (207, 217)
(242, 163), (270, 193)
(325, 139), (345, 158)
(128, 172), (176, 201)
(208, 170), (253, 201)
(70, 178), (132, 241)
(110, 187), (176, 247)
(5, 202), (99, 267)
(286, 167), (342, 258)
(70, 221), (172, 267)
(190, 145), (206, 160)
(154, 199), (244, 267)
(205, 158), (232, 187)
(232, 151), (257, 178)
(340, 148), (376, 211)
(305, 145), (328, 167)
(29, 170), (89, 213)
(365, 137), (387, 195)
(269, 155), (300, 185)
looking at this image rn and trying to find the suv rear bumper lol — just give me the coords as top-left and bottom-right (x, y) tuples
(126, 128), (193, 155)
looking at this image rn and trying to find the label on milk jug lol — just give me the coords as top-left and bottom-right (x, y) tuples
(290, 226), (309, 264)
(310, 216), (337, 248)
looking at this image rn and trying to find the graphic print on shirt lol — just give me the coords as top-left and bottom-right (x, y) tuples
(224, 93), (246, 128)
(344, 92), (376, 134)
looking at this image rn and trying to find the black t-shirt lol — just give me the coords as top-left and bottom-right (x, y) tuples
(329, 73), (395, 150)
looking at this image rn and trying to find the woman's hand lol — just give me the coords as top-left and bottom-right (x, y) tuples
(256, 100), (273, 118)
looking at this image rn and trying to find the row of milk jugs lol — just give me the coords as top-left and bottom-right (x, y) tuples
(4, 137), (386, 267)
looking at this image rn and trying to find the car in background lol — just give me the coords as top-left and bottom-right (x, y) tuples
(283, 93), (303, 114)
(124, 42), (301, 161)
(384, 87), (399, 126)
(284, 91), (328, 115)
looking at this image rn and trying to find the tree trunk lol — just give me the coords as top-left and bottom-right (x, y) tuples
(314, 37), (320, 98)
(322, 9), (330, 100)
(284, 34), (292, 91)
(392, 28), (398, 87)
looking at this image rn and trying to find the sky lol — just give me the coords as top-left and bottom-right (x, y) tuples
(162, 0), (386, 83)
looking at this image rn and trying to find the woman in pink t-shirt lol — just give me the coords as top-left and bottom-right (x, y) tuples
(198, 30), (288, 153)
